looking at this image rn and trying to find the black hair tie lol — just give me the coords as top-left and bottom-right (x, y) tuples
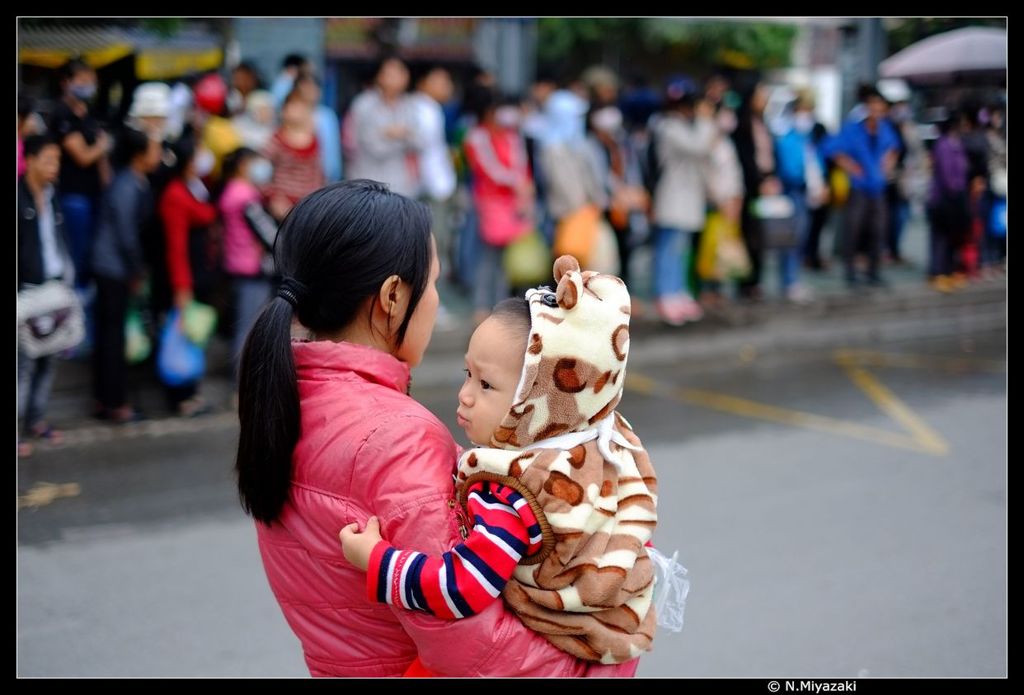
(277, 277), (309, 309)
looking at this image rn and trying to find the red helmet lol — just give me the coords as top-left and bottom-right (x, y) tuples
(194, 73), (227, 115)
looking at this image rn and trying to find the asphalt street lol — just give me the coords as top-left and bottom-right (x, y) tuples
(17, 330), (1006, 677)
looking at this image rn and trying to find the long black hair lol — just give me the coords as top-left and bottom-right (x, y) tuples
(236, 179), (433, 524)
(221, 146), (258, 182)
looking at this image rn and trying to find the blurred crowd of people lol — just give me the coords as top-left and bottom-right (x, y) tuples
(16, 53), (1008, 455)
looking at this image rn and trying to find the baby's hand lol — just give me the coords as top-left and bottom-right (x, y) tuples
(339, 516), (382, 571)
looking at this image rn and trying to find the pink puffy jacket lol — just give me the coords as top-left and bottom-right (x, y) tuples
(256, 340), (639, 677)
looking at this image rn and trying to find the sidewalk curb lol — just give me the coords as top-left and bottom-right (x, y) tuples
(414, 281), (1006, 386)
(42, 281), (1004, 438)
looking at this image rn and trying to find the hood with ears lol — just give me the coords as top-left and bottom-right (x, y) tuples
(490, 255), (632, 449)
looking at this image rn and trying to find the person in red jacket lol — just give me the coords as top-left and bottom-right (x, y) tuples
(158, 136), (218, 416)
(235, 180), (637, 677)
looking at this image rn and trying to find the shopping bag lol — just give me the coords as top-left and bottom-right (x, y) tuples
(553, 204), (601, 268)
(125, 307), (152, 365)
(157, 309), (205, 387)
(503, 230), (551, 287)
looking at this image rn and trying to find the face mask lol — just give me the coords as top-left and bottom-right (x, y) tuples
(592, 107), (623, 134)
(70, 83), (97, 101)
(194, 148), (215, 178)
(794, 112), (815, 134)
(248, 158), (273, 186)
(494, 106), (520, 129)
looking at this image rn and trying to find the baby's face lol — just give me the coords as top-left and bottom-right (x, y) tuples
(457, 317), (526, 446)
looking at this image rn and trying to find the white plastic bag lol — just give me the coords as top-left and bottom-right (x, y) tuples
(649, 547), (690, 633)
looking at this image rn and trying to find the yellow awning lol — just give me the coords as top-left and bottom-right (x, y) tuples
(136, 47), (222, 80)
(19, 43), (134, 70)
(19, 24), (223, 79)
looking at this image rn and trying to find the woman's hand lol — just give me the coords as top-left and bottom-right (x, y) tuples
(173, 288), (194, 311)
(759, 176), (782, 196)
(514, 181), (536, 220)
(384, 124), (410, 140)
(339, 516), (382, 571)
(269, 195), (292, 221)
(613, 184), (649, 212)
(835, 154), (864, 180)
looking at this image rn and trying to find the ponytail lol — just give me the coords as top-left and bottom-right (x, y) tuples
(235, 296), (301, 524)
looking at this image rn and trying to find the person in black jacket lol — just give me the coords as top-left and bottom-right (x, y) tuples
(18, 136), (72, 457)
(90, 127), (163, 423)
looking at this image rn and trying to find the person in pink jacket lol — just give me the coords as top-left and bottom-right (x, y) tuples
(236, 179), (637, 677)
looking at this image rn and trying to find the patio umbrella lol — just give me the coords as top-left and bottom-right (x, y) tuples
(879, 26), (1006, 84)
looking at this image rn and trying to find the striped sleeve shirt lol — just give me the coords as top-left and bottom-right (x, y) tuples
(366, 481), (543, 619)
(261, 131), (326, 205)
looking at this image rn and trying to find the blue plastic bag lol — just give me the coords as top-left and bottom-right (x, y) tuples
(990, 199), (1006, 238)
(157, 309), (205, 387)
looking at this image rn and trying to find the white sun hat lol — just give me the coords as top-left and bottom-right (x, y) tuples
(128, 82), (171, 118)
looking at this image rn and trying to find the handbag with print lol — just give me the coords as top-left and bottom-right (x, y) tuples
(17, 280), (85, 358)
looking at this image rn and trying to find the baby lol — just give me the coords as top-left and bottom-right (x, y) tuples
(342, 255), (658, 665)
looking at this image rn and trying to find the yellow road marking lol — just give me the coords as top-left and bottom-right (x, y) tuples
(833, 349), (1005, 373)
(625, 347), (964, 457)
(841, 366), (950, 455)
(675, 386), (937, 454)
(623, 372), (661, 395)
(18, 482), (81, 509)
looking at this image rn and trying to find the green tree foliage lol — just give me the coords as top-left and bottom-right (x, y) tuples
(642, 20), (796, 68)
(538, 18), (796, 72)
(141, 19), (185, 37)
(886, 17), (1006, 55)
